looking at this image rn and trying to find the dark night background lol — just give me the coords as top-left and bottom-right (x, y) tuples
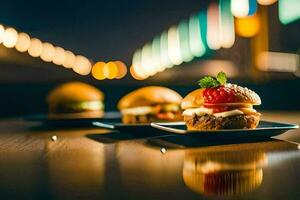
(0, 0), (299, 117)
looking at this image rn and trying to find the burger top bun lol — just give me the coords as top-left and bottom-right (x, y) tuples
(47, 82), (104, 104)
(181, 89), (205, 110)
(181, 84), (261, 110)
(118, 86), (182, 110)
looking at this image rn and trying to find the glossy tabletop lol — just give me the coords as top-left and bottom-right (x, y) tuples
(0, 112), (299, 200)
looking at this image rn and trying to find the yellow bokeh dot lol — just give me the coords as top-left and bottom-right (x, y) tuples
(3, 27), (18, 48)
(28, 38), (43, 57)
(15, 32), (30, 52)
(114, 61), (127, 79)
(103, 62), (118, 79)
(235, 14), (260, 38)
(92, 62), (106, 80)
(63, 50), (76, 68)
(73, 55), (92, 75)
(52, 47), (65, 65)
(0, 25), (5, 43)
(40, 42), (55, 62)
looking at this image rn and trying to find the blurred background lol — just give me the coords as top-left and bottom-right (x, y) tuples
(0, 0), (299, 117)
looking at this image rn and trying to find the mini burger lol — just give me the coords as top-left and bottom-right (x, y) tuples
(117, 86), (183, 124)
(47, 82), (104, 118)
(181, 72), (261, 130)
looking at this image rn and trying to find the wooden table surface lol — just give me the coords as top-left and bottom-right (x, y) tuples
(0, 111), (299, 200)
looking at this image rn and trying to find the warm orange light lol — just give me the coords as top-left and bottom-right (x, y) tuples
(40, 42), (55, 62)
(15, 32), (30, 52)
(130, 66), (145, 80)
(63, 50), (76, 68)
(103, 61), (118, 79)
(52, 47), (65, 65)
(3, 27), (18, 48)
(114, 61), (127, 79)
(257, 0), (277, 5)
(0, 25), (4, 44)
(28, 38), (43, 57)
(73, 55), (92, 75)
(91, 62), (106, 80)
(235, 13), (260, 38)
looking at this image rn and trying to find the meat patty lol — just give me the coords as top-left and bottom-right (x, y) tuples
(122, 112), (182, 124)
(184, 114), (260, 130)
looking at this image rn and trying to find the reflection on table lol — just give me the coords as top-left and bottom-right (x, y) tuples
(182, 141), (297, 197)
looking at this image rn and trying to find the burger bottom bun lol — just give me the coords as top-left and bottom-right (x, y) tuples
(122, 113), (182, 124)
(48, 110), (104, 119)
(184, 114), (260, 130)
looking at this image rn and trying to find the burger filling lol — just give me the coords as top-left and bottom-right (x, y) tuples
(52, 101), (104, 113)
(182, 103), (259, 118)
(121, 103), (181, 121)
(182, 103), (260, 129)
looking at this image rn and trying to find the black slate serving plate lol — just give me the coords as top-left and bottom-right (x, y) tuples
(92, 121), (160, 133)
(150, 121), (299, 139)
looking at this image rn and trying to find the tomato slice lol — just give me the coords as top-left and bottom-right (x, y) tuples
(203, 104), (228, 113)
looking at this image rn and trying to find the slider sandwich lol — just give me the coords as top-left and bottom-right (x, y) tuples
(181, 72), (261, 130)
(118, 86), (183, 124)
(47, 82), (104, 118)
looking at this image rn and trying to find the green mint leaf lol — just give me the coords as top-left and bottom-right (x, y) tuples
(198, 76), (220, 88)
(216, 71), (227, 85)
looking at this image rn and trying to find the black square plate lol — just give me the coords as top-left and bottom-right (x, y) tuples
(150, 121), (299, 139)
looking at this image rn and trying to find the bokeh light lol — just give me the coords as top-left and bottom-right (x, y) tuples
(207, 3), (221, 50)
(52, 47), (65, 65)
(141, 43), (156, 75)
(73, 55), (92, 75)
(15, 32), (30, 52)
(103, 61), (118, 79)
(92, 61), (106, 80)
(178, 20), (193, 62)
(3, 27), (18, 48)
(132, 49), (148, 79)
(257, 0), (277, 5)
(279, 0), (300, 24)
(219, 0), (235, 48)
(130, 66), (145, 80)
(40, 42), (55, 62)
(63, 50), (76, 68)
(28, 38), (43, 57)
(231, 0), (249, 18)
(235, 13), (260, 37)
(167, 26), (183, 66)
(160, 31), (173, 69)
(151, 36), (164, 72)
(114, 61), (127, 79)
(0, 25), (4, 44)
(189, 13), (206, 56)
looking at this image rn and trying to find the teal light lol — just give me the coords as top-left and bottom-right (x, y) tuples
(178, 20), (193, 62)
(279, 0), (300, 24)
(198, 11), (208, 49)
(152, 35), (163, 72)
(160, 31), (173, 68)
(248, 0), (257, 15)
(188, 14), (206, 57)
